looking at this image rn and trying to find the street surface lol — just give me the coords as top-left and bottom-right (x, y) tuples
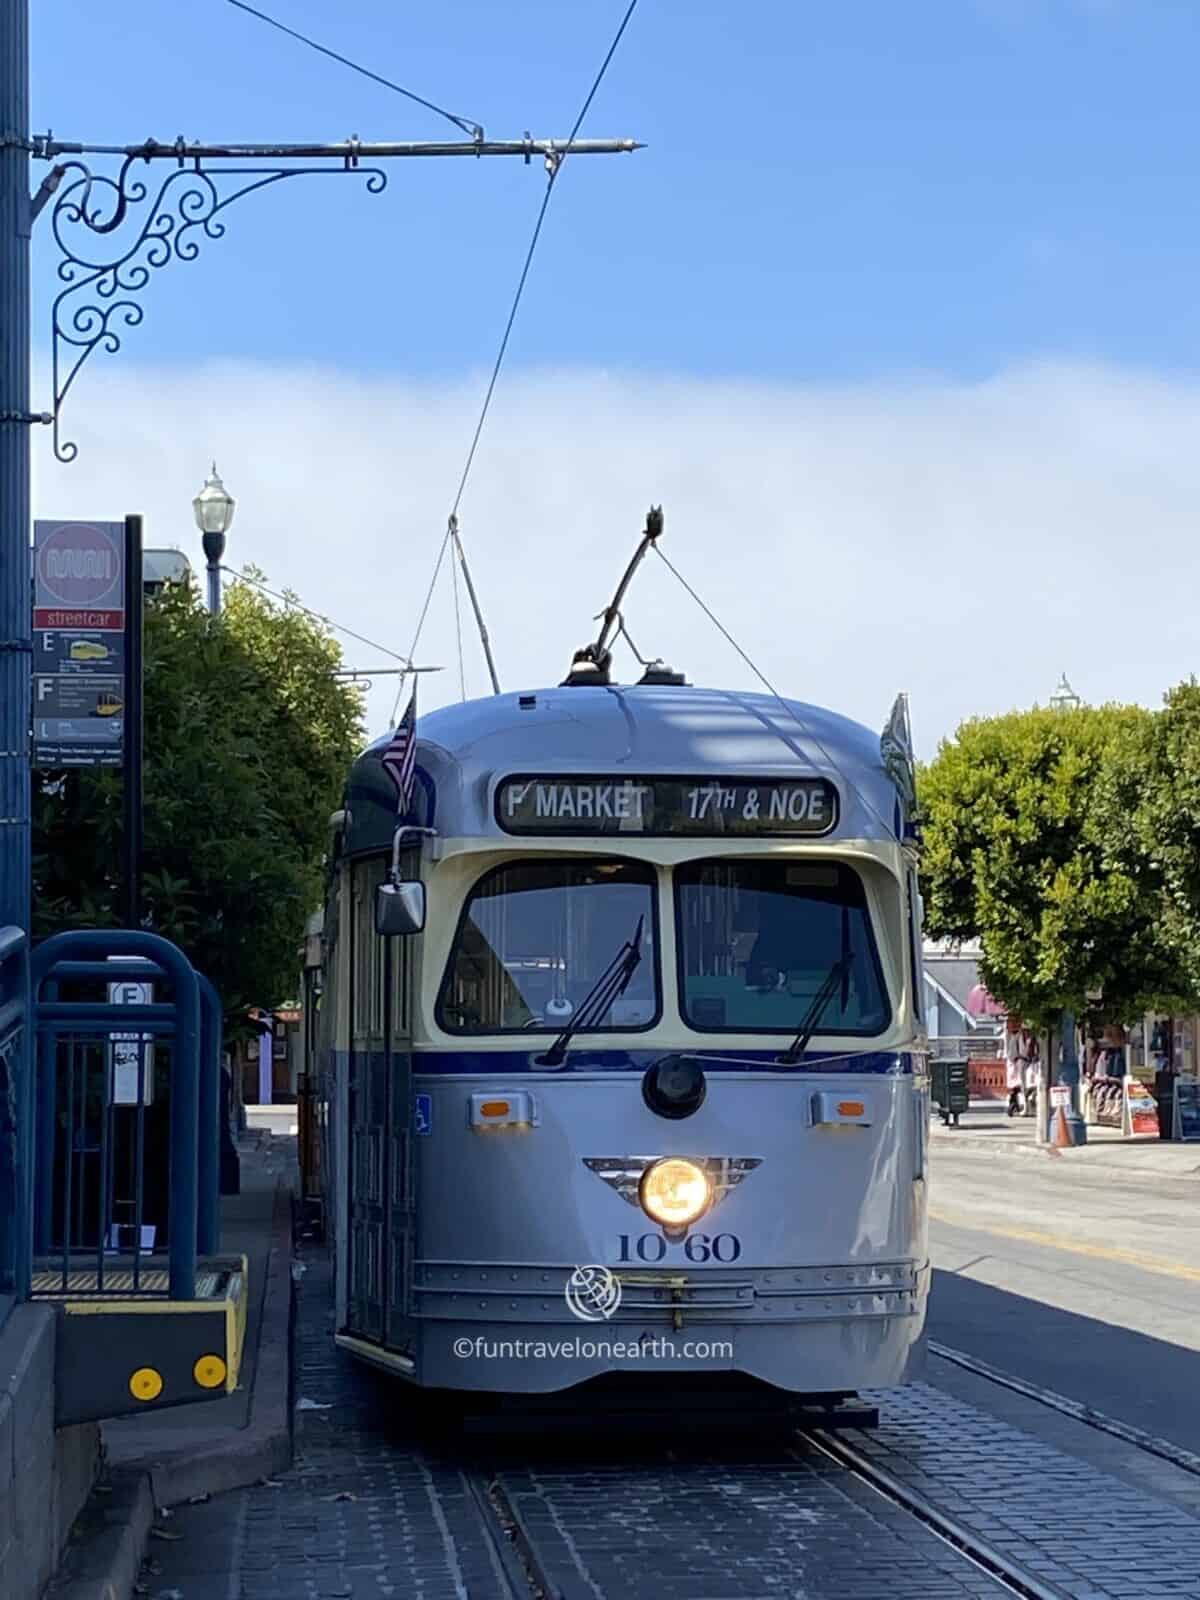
(928, 1103), (1200, 1456)
(136, 1127), (1200, 1599)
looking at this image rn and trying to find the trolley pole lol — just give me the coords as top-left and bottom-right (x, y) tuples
(0, 0), (31, 938)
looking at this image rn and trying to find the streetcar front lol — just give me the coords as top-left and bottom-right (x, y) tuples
(325, 685), (929, 1400)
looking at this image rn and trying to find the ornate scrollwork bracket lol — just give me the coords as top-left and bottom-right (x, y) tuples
(45, 149), (387, 463)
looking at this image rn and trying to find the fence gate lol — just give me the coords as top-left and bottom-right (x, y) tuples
(27, 929), (245, 1425)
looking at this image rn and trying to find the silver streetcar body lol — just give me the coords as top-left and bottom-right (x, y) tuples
(315, 682), (929, 1395)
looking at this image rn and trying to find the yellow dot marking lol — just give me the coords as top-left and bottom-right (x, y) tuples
(193, 1354), (227, 1389)
(929, 1207), (1200, 1285)
(129, 1367), (163, 1402)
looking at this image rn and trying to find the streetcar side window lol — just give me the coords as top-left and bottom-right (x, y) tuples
(674, 859), (891, 1035)
(437, 858), (660, 1034)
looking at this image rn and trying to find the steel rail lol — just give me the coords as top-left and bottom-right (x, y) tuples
(465, 1471), (551, 1599)
(929, 1339), (1200, 1480)
(807, 1428), (1068, 1600)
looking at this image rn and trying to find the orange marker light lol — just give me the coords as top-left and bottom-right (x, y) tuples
(837, 1101), (866, 1117)
(480, 1100), (510, 1118)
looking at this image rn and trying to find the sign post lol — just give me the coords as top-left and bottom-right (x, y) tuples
(123, 515), (143, 928)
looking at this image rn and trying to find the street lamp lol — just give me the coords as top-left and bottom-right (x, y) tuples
(1050, 672), (1081, 711)
(192, 464), (235, 615)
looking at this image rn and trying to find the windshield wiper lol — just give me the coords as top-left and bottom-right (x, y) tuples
(776, 950), (855, 1066)
(537, 915), (645, 1068)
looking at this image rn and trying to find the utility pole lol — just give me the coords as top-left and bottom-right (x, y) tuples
(0, 0), (31, 939)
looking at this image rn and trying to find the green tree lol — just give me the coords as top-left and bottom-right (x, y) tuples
(33, 573), (363, 1025)
(1096, 679), (1200, 1006)
(919, 703), (1190, 1028)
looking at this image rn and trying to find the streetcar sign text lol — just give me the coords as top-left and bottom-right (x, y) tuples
(496, 775), (837, 836)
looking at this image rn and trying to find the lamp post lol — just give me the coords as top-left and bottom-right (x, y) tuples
(192, 464), (235, 615)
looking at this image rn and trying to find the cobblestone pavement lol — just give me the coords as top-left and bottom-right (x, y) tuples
(853, 1382), (1200, 1599)
(142, 1239), (1200, 1599)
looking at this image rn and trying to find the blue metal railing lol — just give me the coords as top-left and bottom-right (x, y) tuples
(30, 930), (223, 1303)
(0, 926), (32, 1324)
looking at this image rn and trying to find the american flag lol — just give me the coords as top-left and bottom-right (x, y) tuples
(382, 688), (418, 816)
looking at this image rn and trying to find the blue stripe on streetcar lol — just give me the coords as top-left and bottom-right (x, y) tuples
(341, 1047), (922, 1076)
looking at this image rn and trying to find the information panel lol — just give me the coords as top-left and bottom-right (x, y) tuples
(1173, 1076), (1200, 1142)
(495, 774), (838, 837)
(32, 519), (126, 769)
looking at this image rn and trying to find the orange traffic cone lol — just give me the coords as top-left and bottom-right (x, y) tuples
(1052, 1105), (1075, 1148)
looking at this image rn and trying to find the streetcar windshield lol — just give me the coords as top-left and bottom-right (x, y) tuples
(675, 859), (890, 1035)
(437, 858), (659, 1034)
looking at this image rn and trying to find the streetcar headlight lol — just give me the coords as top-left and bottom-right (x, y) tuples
(639, 1158), (710, 1227)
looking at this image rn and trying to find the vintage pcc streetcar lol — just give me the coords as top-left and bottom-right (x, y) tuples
(316, 672), (929, 1400)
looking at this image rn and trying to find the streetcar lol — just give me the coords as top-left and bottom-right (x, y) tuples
(311, 536), (929, 1402)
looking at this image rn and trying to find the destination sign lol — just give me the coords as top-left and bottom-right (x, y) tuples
(495, 775), (838, 836)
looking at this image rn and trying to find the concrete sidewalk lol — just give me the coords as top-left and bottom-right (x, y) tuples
(49, 1133), (297, 1599)
(931, 1098), (1200, 1175)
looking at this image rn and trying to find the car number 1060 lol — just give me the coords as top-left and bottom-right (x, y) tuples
(617, 1232), (742, 1263)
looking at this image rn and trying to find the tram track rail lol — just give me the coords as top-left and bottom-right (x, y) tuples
(464, 1413), (1066, 1600)
(806, 1428), (1067, 1600)
(928, 1338), (1200, 1481)
(466, 1469), (551, 1599)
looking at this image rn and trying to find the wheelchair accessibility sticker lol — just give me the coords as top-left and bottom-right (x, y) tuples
(414, 1093), (432, 1136)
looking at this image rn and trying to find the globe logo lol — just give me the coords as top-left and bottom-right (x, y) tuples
(564, 1264), (622, 1322)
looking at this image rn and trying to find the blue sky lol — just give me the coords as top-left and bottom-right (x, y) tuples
(31, 1), (1200, 382)
(28, 3), (1200, 750)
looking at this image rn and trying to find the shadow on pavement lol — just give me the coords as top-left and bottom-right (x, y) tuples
(930, 1266), (1200, 1456)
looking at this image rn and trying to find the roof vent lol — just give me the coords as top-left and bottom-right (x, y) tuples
(637, 660), (688, 686)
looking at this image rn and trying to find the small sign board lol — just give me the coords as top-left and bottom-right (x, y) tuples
(107, 1224), (156, 1253)
(414, 1093), (432, 1136)
(1122, 1075), (1159, 1138)
(32, 519), (126, 768)
(1050, 1084), (1071, 1108)
(1173, 1076), (1200, 1142)
(108, 977), (154, 1105)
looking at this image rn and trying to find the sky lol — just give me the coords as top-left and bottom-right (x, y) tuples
(26, 1), (1200, 755)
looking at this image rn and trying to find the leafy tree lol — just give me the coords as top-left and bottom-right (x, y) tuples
(1096, 680), (1200, 1006)
(919, 703), (1191, 1029)
(32, 573), (363, 1028)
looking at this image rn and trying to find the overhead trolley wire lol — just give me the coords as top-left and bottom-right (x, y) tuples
(393, 0), (643, 721)
(652, 546), (902, 842)
(219, 566), (418, 667)
(226, 0), (484, 139)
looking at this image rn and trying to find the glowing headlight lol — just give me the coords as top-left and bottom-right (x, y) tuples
(639, 1158), (710, 1227)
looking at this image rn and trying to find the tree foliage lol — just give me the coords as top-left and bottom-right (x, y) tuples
(919, 702), (1195, 1028)
(1094, 680), (1200, 1007)
(33, 574), (363, 1025)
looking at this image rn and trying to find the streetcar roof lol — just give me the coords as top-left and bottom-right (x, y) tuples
(344, 684), (907, 855)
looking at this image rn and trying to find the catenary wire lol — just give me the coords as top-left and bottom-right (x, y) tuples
(392, 0), (642, 720)
(219, 566), (415, 666)
(652, 546), (901, 842)
(393, 527), (454, 721)
(226, 0), (483, 139)
(450, 539), (467, 700)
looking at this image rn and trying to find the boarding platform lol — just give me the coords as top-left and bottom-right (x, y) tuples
(23, 930), (245, 1427)
(36, 1252), (246, 1424)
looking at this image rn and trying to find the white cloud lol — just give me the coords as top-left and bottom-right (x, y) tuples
(31, 357), (1200, 759)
